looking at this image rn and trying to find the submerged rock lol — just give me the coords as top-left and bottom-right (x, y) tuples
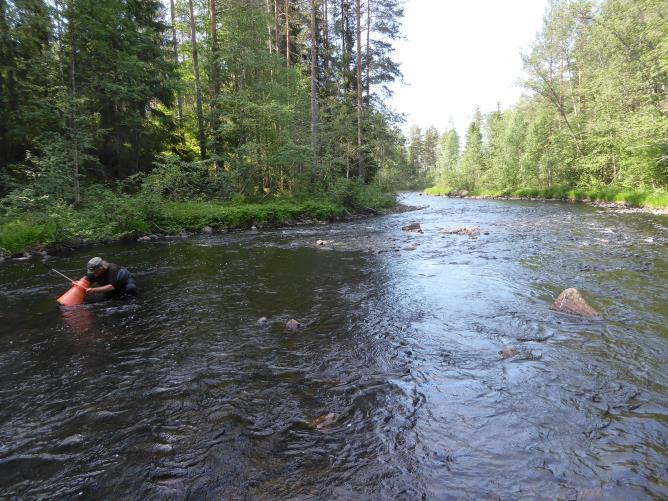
(310, 412), (337, 432)
(550, 288), (599, 317)
(439, 226), (480, 237)
(500, 347), (518, 359)
(286, 319), (302, 330)
(257, 316), (268, 324)
(57, 434), (85, 449)
(402, 222), (422, 233)
(316, 239), (334, 246)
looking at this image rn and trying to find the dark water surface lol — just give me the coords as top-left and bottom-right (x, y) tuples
(1, 194), (667, 499)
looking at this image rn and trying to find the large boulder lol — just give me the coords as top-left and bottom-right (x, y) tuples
(550, 288), (599, 317)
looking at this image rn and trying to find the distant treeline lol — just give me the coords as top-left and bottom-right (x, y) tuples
(411, 0), (667, 194)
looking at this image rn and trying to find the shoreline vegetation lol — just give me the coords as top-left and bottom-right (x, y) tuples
(0, 185), (397, 258)
(424, 186), (668, 211)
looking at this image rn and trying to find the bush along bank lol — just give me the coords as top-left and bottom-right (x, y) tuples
(0, 192), (396, 258)
(424, 185), (668, 210)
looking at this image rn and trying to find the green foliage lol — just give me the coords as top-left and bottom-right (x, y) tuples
(425, 183), (668, 208)
(427, 0), (667, 201)
(324, 178), (395, 210)
(0, 219), (48, 254)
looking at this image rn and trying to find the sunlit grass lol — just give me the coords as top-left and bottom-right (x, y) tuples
(424, 184), (668, 208)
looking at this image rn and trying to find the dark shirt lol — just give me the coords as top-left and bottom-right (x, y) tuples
(86, 263), (133, 293)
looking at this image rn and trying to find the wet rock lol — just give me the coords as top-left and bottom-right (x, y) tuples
(257, 316), (268, 324)
(201, 226), (213, 235)
(310, 412), (337, 432)
(149, 234), (160, 240)
(149, 443), (174, 455)
(137, 235), (151, 242)
(549, 288), (599, 317)
(500, 347), (518, 359)
(316, 239), (334, 246)
(439, 226), (480, 237)
(12, 252), (31, 261)
(286, 319), (302, 330)
(250, 225), (258, 231)
(401, 222), (422, 233)
(57, 434), (85, 449)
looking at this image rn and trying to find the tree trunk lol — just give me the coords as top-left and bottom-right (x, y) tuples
(310, 0), (319, 176)
(274, 0), (280, 55)
(69, 19), (80, 205)
(285, 0), (290, 67)
(355, 0), (364, 179)
(266, 0), (272, 54)
(209, 0), (220, 153)
(365, 0), (370, 103)
(188, 0), (207, 159)
(169, 0), (183, 121)
(322, 0), (328, 70)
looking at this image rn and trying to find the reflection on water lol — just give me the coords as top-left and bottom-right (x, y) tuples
(60, 306), (96, 335)
(0, 194), (666, 499)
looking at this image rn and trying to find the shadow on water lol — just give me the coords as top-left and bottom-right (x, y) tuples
(0, 193), (667, 499)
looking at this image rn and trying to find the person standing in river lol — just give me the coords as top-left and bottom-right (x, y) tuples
(77, 257), (137, 298)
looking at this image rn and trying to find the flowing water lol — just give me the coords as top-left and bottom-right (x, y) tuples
(1, 193), (667, 499)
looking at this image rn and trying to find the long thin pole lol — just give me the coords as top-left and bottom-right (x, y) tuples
(46, 266), (77, 283)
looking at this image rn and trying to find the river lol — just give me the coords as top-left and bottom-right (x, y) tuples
(1, 193), (666, 499)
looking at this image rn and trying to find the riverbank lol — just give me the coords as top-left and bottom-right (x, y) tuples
(424, 185), (668, 212)
(0, 195), (397, 258)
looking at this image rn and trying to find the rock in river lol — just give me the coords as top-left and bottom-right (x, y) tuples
(549, 288), (599, 317)
(500, 346), (518, 359)
(286, 319), (303, 330)
(310, 412), (338, 432)
(402, 223), (422, 233)
(439, 227), (480, 237)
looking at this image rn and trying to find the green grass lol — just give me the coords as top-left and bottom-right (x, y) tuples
(156, 199), (347, 232)
(0, 196), (374, 255)
(424, 184), (668, 209)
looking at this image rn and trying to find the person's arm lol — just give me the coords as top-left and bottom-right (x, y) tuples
(85, 284), (115, 294)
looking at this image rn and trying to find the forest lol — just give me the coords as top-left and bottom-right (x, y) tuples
(416, 0), (667, 207)
(0, 0), (410, 253)
(1, 0), (667, 255)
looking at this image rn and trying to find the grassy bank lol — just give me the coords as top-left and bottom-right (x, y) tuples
(424, 185), (668, 209)
(0, 191), (395, 256)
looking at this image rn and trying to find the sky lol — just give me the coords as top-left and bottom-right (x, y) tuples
(389, 0), (549, 139)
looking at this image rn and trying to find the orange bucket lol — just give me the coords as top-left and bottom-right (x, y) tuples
(57, 278), (91, 306)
